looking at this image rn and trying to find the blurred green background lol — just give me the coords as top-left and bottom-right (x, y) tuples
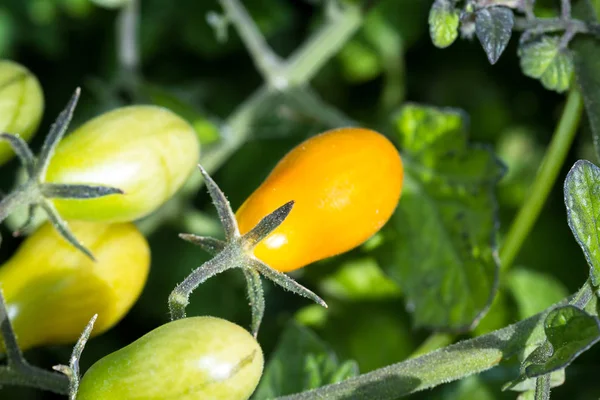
(0, 0), (598, 399)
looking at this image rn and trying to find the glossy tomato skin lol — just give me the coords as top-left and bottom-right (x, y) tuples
(45, 105), (200, 222)
(77, 317), (264, 400)
(0, 60), (44, 166)
(236, 127), (403, 272)
(0, 221), (149, 351)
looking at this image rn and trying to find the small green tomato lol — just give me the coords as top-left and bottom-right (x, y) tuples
(45, 105), (200, 222)
(77, 317), (264, 400)
(0, 60), (44, 166)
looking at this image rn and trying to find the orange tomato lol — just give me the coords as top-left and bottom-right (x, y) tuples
(236, 127), (403, 272)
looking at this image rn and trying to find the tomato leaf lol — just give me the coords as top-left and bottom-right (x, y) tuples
(428, 0), (460, 49)
(253, 322), (358, 399)
(572, 0), (600, 160)
(521, 305), (600, 378)
(378, 104), (504, 331)
(475, 6), (514, 64)
(564, 160), (600, 286)
(519, 36), (573, 93)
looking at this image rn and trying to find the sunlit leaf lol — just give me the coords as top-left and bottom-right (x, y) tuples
(377, 104), (504, 331)
(519, 36), (573, 93)
(475, 6), (514, 64)
(428, 0), (460, 49)
(524, 305), (600, 377)
(572, 0), (600, 160)
(564, 160), (600, 286)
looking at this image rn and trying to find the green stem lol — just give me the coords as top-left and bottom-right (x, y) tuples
(534, 374), (551, 400)
(500, 87), (583, 272)
(278, 303), (547, 399)
(218, 0), (282, 84)
(206, 3), (362, 173)
(277, 283), (594, 400)
(0, 366), (69, 395)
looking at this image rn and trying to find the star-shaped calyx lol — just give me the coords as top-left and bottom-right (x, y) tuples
(169, 165), (327, 337)
(0, 89), (124, 260)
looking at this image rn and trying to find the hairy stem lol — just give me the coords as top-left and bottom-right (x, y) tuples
(500, 86), (583, 271)
(117, 0), (140, 76)
(277, 283), (593, 399)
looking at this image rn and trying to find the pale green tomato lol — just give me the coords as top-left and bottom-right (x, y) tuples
(45, 105), (200, 222)
(0, 60), (44, 166)
(77, 317), (264, 400)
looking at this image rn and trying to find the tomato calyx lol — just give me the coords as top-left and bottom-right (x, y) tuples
(53, 314), (97, 400)
(169, 165), (327, 336)
(0, 89), (124, 260)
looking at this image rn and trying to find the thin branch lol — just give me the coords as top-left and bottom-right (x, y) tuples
(169, 249), (236, 320)
(560, 0), (571, 21)
(117, 0), (140, 75)
(218, 0), (283, 87)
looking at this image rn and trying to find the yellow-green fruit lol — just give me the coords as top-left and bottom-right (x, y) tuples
(0, 60), (44, 166)
(77, 317), (264, 400)
(45, 105), (200, 222)
(0, 221), (150, 351)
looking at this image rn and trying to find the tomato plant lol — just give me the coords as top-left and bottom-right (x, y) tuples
(2, 0), (600, 399)
(76, 316), (263, 400)
(0, 220), (149, 351)
(236, 127), (403, 272)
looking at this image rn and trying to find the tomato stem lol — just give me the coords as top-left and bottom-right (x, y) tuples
(500, 85), (583, 271)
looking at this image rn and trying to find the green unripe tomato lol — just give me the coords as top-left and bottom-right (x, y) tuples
(77, 317), (264, 400)
(45, 105), (200, 222)
(0, 60), (44, 166)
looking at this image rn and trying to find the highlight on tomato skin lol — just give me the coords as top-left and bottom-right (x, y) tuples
(77, 316), (264, 400)
(235, 127), (404, 272)
(0, 60), (44, 167)
(0, 221), (150, 352)
(44, 105), (200, 223)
